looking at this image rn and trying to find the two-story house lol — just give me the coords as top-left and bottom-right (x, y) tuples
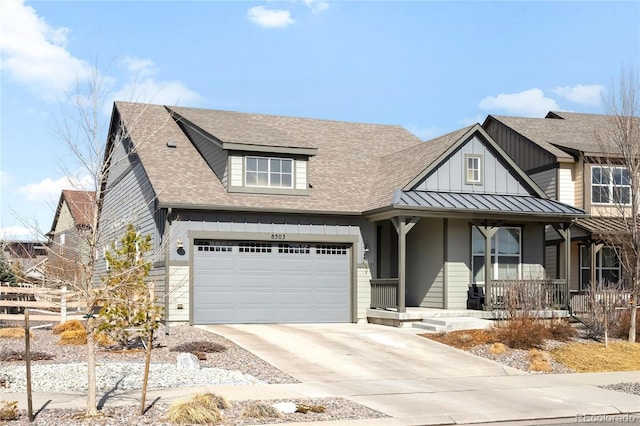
(484, 111), (637, 295)
(97, 102), (584, 326)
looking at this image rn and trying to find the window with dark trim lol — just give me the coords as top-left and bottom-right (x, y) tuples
(471, 226), (521, 283)
(579, 245), (621, 290)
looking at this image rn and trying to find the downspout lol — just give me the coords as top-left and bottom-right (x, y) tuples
(164, 207), (172, 334)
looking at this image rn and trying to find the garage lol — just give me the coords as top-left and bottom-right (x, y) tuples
(193, 240), (352, 324)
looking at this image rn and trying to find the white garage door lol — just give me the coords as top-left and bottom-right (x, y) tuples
(193, 240), (351, 324)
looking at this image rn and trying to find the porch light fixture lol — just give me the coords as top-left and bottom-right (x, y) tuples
(176, 239), (184, 250)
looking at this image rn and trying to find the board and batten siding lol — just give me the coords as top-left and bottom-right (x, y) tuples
(445, 219), (471, 309)
(530, 168), (557, 199)
(414, 136), (529, 195)
(181, 123), (228, 186)
(167, 265), (189, 322)
(406, 218), (444, 308)
(521, 224), (545, 279)
(545, 244), (558, 279)
(484, 120), (557, 171)
(558, 164), (576, 207)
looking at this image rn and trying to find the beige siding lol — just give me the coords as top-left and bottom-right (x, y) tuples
(558, 165), (575, 207)
(356, 266), (371, 323)
(168, 265), (189, 322)
(230, 156), (243, 186)
(530, 168), (557, 199)
(295, 160), (307, 190)
(575, 162), (584, 209)
(445, 219), (471, 309)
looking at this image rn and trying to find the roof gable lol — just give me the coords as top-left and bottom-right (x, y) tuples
(48, 190), (95, 234)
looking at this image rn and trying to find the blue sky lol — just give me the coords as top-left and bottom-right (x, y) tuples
(1, 0), (639, 240)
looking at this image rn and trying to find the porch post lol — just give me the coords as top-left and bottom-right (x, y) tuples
(564, 226), (571, 308)
(590, 241), (604, 288)
(398, 217), (407, 313)
(476, 225), (497, 311)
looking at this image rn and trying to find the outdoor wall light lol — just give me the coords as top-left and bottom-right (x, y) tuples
(176, 239), (184, 250)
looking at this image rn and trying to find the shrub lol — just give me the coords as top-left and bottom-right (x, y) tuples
(53, 320), (85, 335)
(167, 394), (223, 424)
(296, 404), (326, 414)
(489, 342), (507, 354)
(546, 318), (577, 342)
(170, 341), (226, 354)
(0, 401), (18, 421)
(0, 328), (33, 339)
(492, 317), (550, 349)
(612, 309), (640, 341)
(528, 348), (553, 372)
(241, 403), (282, 419)
(0, 350), (54, 361)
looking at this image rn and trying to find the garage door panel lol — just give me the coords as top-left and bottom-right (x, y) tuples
(194, 241), (351, 324)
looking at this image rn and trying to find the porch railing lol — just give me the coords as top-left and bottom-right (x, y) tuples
(370, 278), (399, 309)
(570, 290), (632, 315)
(489, 279), (567, 310)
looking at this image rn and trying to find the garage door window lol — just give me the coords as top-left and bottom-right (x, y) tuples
(195, 241), (233, 252)
(316, 244), (348, 255)
(239, 242), (272, 253)
(278, 243), (310, 254)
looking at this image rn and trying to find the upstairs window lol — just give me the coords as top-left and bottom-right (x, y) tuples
(592, 166), (630, 205)
(465, 155), (482, 184)
(245, 156), (293, 188)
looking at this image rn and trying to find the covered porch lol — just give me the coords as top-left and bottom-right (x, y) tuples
(365, 190), (585, 326)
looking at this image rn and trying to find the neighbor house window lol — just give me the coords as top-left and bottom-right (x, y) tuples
(592, 166), (630, 205)
(465, 155), (482, 184)
(245, 156), (293, 188)
(579, 245), (621, 290)
(472, 226), (521, 284)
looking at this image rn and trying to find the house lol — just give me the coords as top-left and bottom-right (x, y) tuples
(98, 102), (585, 326)
(484, 111), (638, 295)
(1, 240), (48, 283)
(47, 190), (96, 284)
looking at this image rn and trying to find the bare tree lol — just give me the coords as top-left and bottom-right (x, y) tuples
(595, 67), (640, 342)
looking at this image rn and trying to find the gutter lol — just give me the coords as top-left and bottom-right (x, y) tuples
(157, 202), (363, 217)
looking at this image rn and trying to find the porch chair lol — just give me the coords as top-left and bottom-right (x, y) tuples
(467, 283), (485, 310)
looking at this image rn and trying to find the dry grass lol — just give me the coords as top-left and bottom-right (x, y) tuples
(0, 350), (54, 361)
(551, 342), (640, 372)
(296, 404), (327, 414)
(0, 327), (33, 339)
(0, 401), (18, 421)
(489, 342), (507, 354)
(170, 341), (227, 354)
(421, 329), (495, 349)
(528, 348), (552, 372)
(59, 329), (87, 345)
(241, 403), (283, 419)
(167, 393), (223, 424)
(52, 320), (85, 335)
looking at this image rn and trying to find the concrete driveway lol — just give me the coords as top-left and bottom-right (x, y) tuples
(202, 323), (640, 425)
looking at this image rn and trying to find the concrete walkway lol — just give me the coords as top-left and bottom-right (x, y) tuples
(4, 323), (640, 425)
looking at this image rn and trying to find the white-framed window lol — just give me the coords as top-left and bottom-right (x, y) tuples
(579, 245), (621, 290)
(245, 156), (293, 188)
(591, 165), (630, 205)
(465, 154), (482, 184)
(472, 226), (521, 283)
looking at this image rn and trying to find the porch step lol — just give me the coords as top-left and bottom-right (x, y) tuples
(413, 317), (494, 333)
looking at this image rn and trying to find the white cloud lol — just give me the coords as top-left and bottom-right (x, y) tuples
(248, 6), (294, 29)
(552, 84), (605, 106)
(0, 171), (13, 188)
(17, 175), (93, 203)
(0, 225), (36, 240)
(109, 57), (202, 106)
(404, 125), (444, 141)
(0, 0), (92, 100)
(305, 0), (329, 14)
(478, 88), (560, 117)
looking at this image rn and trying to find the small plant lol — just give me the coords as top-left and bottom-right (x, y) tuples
(59, 329), (87, 345)
(528, 349), (553, 372)
(241, 403), (283, 419)
(167, 393), (224, 424)
(296, 404), (326, 413)
(546, 318), (576, 342)
(170, 341), (227, 354)
(0, 327), (33, 339)
(0, 350), (54, 362)
(488, 342), (507, 354)
(458, 333), (472, 344)
(0, 401), (18, 421)
(613, 309), (640, 341)
(492, 319), (550, 350)
(53, 320), (85, 335)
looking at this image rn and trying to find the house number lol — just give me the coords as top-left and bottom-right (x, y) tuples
(271, 233), (286, 240)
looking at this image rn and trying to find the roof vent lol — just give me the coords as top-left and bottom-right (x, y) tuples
(166, 141), (177, 148)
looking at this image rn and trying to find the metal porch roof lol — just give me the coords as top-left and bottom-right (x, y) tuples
(395, 191), (586, 217)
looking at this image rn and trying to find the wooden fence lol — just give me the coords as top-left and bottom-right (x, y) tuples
(0, 283), (86, 323)
(570, 290), (632, 315)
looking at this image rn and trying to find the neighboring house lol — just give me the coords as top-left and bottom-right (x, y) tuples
(98, 102), (584, 326)
(1, 240), (48, 283)
(484, 111), (638, 294)
(47, 190), (96, 284)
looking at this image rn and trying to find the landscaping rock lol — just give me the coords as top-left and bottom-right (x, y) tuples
(272, 401), (297, 414)
(176, 352), (201, 370)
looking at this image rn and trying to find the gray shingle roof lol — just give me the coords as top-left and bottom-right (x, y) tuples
(488, 112), (640, 158)
(114, 102), (424, 214)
